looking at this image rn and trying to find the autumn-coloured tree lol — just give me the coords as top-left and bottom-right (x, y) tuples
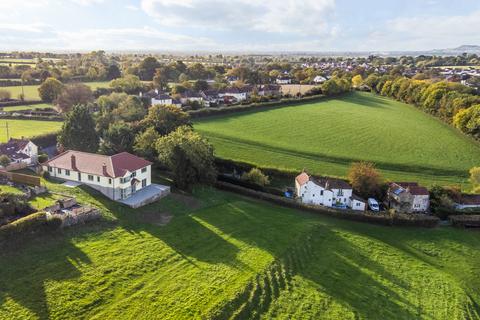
(348, 162), (382, 198)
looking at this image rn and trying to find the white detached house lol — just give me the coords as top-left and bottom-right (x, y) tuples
(43, 150), (154, 201)
(295, 172), (355, 209)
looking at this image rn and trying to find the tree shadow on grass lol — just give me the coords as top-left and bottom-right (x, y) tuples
(0, 238), (91, 320)
(79, 186), (248, 269)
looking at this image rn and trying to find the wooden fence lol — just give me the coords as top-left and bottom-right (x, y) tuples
(0, 170), (41, 187)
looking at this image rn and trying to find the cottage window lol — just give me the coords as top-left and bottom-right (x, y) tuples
(338, 189), (344, 196)
(65, 170), (70, 176)
(131, 171), (136, 178)
(88, 175), (94, 181)
(142, 179), (147, 188)
(97, 176), (100, 182)
(57, 168), (62, 174)
(141, 167), (147, 173)
(108, 178), (112, 184)
(320, 190), (324, 196)
(48, 166), (52, 172)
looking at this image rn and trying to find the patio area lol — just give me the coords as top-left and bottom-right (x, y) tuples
(119, 184), (171, 208)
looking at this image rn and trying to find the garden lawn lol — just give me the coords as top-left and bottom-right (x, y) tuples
(194, 91), (480, 189)
(1, 81), (110, 100)
(0, 179), (479, 319)
(0, 119), (62, 142)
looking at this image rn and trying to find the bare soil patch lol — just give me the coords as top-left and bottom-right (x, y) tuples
(141, 212), (173, 226)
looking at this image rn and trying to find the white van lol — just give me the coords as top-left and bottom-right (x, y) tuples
(368, 198), (380, 212)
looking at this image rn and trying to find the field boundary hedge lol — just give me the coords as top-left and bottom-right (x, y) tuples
(0, 100), (43, 108)
(0, 211), (62, 242)
(216, 181), (440, 228)
(189, 94), (330, 119)
(0, 114), (63, 121)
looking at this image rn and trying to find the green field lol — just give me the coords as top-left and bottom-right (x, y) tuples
(0, 119), (62, 142)
(194, 92), (480, 188)
(0, 179), (479, 319)
(1, 103), (54, 112)
(1, 81), (110, 100)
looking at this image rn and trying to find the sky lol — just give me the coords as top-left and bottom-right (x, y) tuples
(0, 0), (479, 52)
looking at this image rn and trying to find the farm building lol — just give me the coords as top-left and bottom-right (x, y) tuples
(387, 182), (430, 213)
(43, 150), (170, 207)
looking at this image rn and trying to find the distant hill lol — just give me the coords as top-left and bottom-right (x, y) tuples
(430, 45), (480, 55)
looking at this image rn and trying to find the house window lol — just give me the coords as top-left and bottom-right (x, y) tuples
(48, 166), (52, 172)
(108, 178), (112, 184)
(142, 179), (147, 188)
(57, 168), (62, 174)
(65, 169), (70, 176)
(356, 203), (361, 207)
(97, 176), (100, 182)
(141, 167), (147, 173)
(338, 189), (344, 196)
(88, 175), (94, 181)
(131, 171), (136, 178)
(320, 190), (324, 196)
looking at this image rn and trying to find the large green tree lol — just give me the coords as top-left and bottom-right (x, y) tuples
(109, 75), (144, 94)
(141, 104), (191, 136)
(134, 127), (161, 161)
(38, 77), (64, 102)
(58, 105), (99, 153)
(138, 57), (160, 81)
(55, 83), (94, 113)
(156, 126), (216, 190)
(99, 122), (136, 155)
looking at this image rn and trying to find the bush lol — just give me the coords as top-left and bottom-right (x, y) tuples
(38, 153), (49, 163)
(31, 132), (59, 148)
(241, 168), (270, 186)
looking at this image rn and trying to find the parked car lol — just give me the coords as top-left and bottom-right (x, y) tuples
(368, 198), (380, 212)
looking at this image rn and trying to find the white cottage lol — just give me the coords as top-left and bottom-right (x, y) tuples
(295, 172), (353, 208)
(0, 138), (38, 166)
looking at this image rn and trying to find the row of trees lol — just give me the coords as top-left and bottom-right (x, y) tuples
(362, 74), (480, 139)
(57, 93), (216, 190)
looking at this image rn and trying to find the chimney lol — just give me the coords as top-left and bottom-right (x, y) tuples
(71, 154), (77, 170)
(102, 163), (108, 176)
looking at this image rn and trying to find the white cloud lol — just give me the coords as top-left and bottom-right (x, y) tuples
(141, 0), (336, 35)
(70, 0), (105, 5)
(0, 23), (49, 33)
(55, 26), (216, 50)
(125, 4), (139, 11)
(359, 10), (480, 51)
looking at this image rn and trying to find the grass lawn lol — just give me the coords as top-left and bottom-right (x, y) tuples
(1, 81), (110, 100)
(0, 178), (478, 319)
(0, 103), (54, 112)
(194, 92), (480, 189)
(0, 119), (62, 142)
(0, 185), (24, 195)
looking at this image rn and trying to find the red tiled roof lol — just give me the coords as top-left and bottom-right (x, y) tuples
(408, 186), (429, 196)
(44, 150), (151, 178)
(295, 172), (309, 186)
